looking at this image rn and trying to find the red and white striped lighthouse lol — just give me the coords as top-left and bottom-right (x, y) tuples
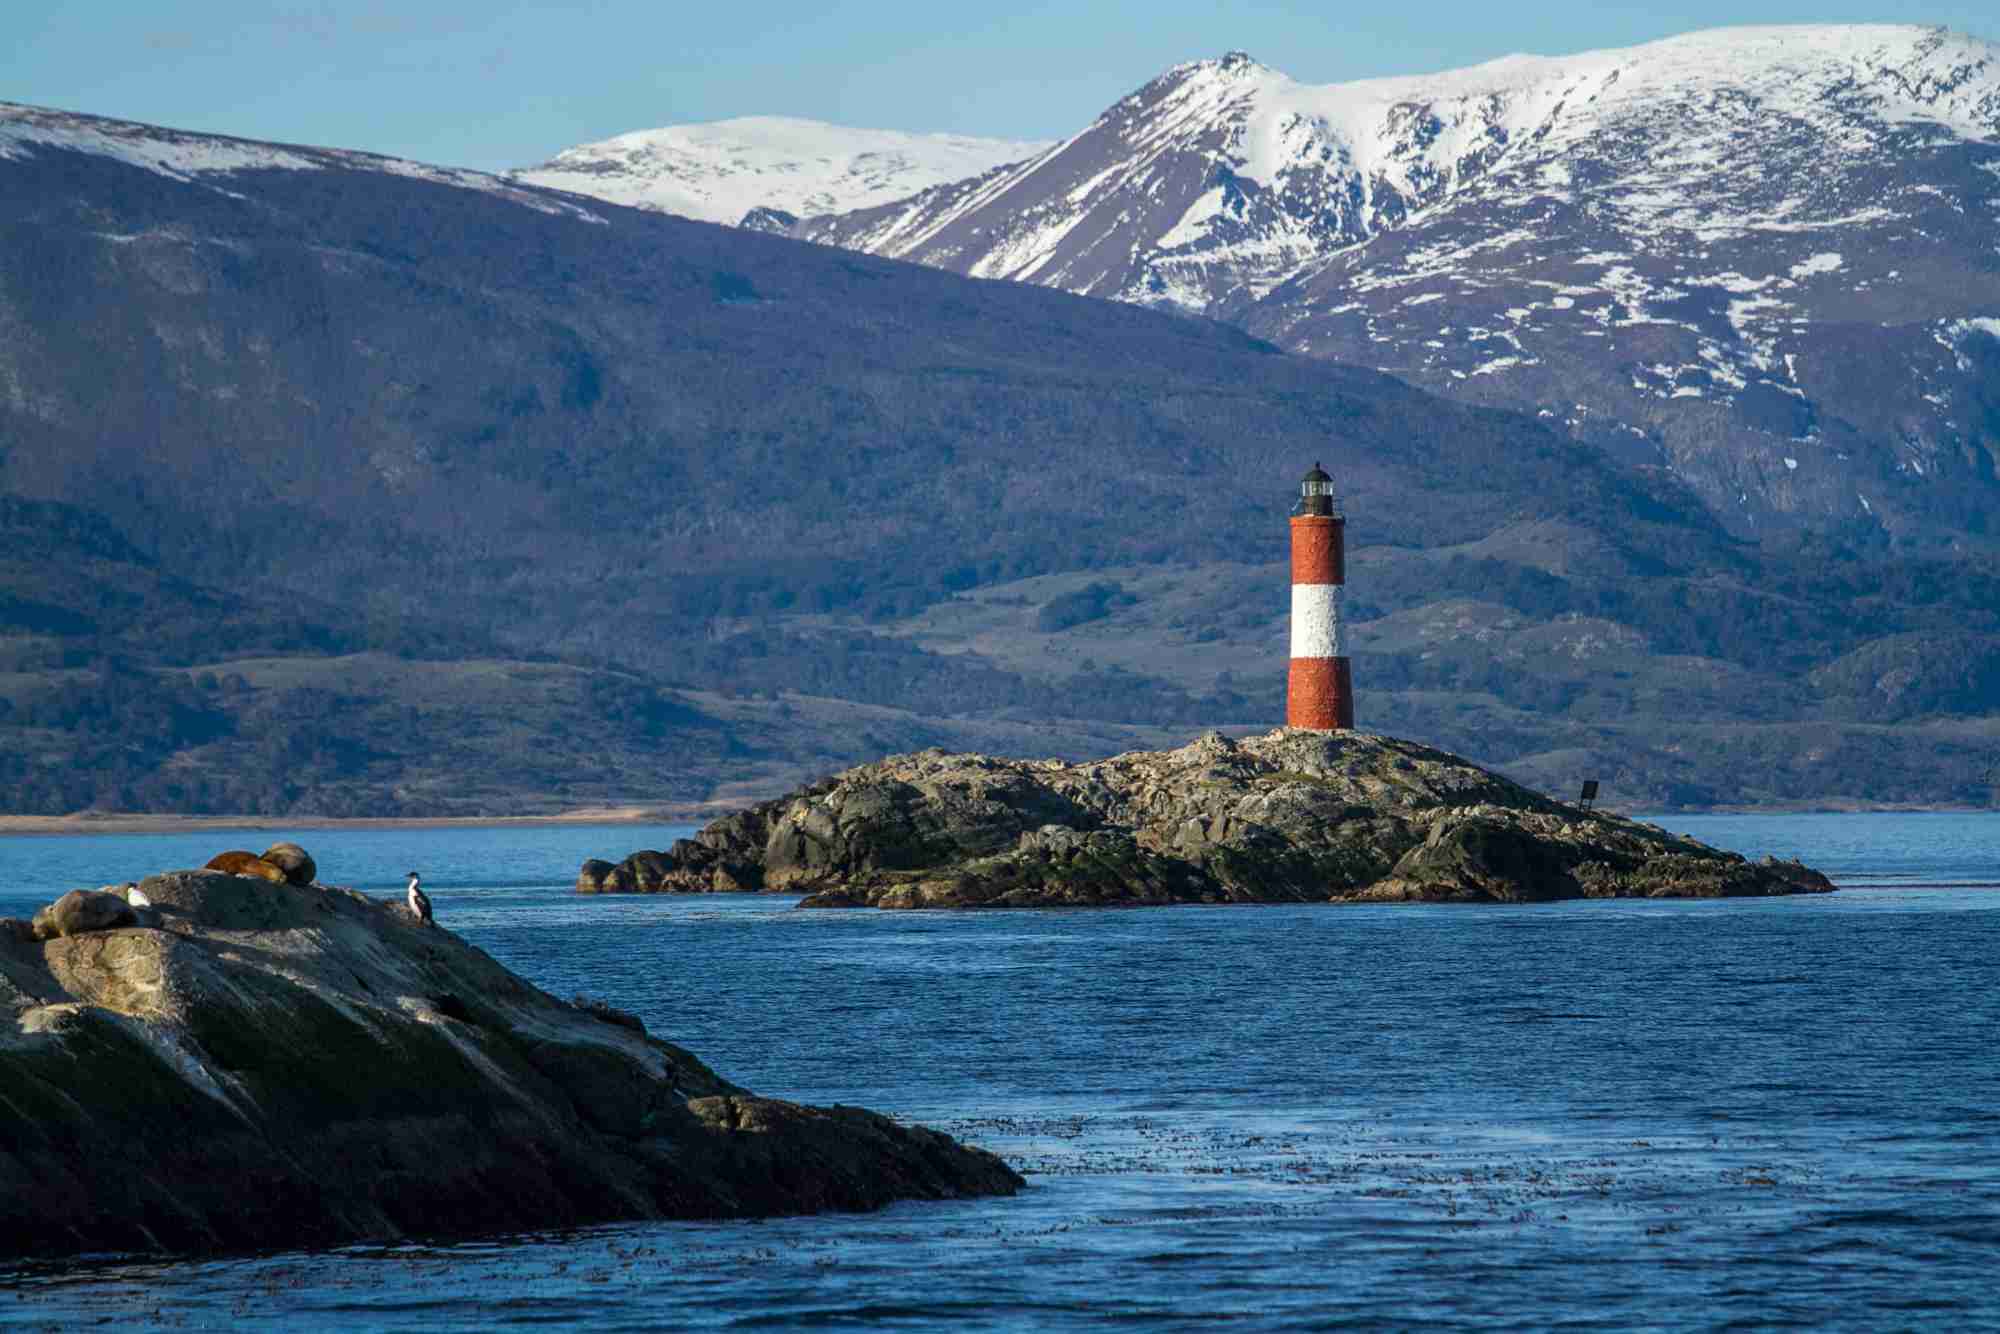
(1287, 462), (1353, 730)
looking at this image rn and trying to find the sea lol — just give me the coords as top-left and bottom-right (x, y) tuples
(1, 812), (1996, 1330)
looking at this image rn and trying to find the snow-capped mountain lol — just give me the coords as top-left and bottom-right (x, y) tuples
(508, 117), (1049, 227)
(794, 26), (2000, 543)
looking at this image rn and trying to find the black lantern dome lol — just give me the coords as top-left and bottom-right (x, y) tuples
(1292, 462), (1338, 517)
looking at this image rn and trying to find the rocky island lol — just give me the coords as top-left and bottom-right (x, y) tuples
(581, 730), (1833, 908)
(0, 852), (1019, 1258)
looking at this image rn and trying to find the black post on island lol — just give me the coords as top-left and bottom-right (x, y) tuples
(1579, 779), (1600, 813)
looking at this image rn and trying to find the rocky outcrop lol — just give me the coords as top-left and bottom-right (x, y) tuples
(0, 867), (1020, 1258)
(578, 801), (783, 894)
(585, 729), (1835, 908)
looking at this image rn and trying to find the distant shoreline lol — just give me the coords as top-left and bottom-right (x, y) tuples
(0, 806), (722, 838)
(1, 799), (1992, 839)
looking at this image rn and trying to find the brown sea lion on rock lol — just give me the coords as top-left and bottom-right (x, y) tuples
(259, 842), (317, 886)
(204, 851), (289, 883)
(30, 889), (137, 940)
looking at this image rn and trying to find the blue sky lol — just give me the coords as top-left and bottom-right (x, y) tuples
(8, 2), (1999, 170)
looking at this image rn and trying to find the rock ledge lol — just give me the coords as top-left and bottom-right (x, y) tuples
(583, 729), (1834, 908)
(1, 869), (1019, 1258)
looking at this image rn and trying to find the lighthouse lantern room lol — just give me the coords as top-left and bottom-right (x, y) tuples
(1295, 463), (1336, 516)
(1286, 462), (1354, 730)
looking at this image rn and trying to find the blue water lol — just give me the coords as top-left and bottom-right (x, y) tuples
(2, 814), (1997, 1329)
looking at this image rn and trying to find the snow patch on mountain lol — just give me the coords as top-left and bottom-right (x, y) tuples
(0, 105), (319, 179)
(802, 25), (2000, 314)
(0, 102), (607, 222)
(1940, 315), (2000, 369)
(778, 23), (2000, 541)
(509, 117), (1049, 225)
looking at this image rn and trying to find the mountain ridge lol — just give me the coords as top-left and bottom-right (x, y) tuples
(0, 100), (608, 223)
(797, 25), (2000, 289)
(778, 24), (2000, 547)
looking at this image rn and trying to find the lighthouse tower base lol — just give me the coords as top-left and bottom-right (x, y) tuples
(1287, 657), (1353, 731)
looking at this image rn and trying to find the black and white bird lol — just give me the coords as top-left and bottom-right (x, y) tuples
(406, 870), (433, 925)
(124, 881), (150, 908)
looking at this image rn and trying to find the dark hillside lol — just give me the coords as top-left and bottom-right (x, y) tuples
(0, 107), (1995, 813)
(0, 135), (1734, 650)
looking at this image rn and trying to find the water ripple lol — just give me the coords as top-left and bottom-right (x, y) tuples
(2, 816), (1999, 1328)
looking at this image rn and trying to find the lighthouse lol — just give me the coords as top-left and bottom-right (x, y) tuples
(1287, 462), (1353, 730)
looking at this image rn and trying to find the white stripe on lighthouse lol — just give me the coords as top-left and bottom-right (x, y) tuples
(1290, 583), (1343, 658)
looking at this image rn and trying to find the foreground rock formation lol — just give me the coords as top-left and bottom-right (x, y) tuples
(582, 730), (1834, 908)
(0, 867), (1019, 1258)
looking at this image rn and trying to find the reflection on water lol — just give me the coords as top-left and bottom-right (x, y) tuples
(2, 813), (1998, 1329)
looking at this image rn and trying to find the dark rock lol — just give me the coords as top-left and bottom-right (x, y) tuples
(30, 889), (137, 941)
(431, 993), (476, 1024)
(761, 768), (1092, 889)
(813, 826), (1211, 910)
(259, 842), (317, 886)
(580, 835), (771, 895)
(1375, 816), (1585, 902)
(794, 890), (869, 909)
(597, 728), (1836, 910)
(623, 849), (676, 888)
(573, 994), (646, 1034)
(138, 870), (317, 931)
(0, 867), (1020, 1259)
(678, 1095), (1023, 1212)
(738, 205), (800, 233)
(0, 917), (36, 945)
(1759, 856), (1838, 894)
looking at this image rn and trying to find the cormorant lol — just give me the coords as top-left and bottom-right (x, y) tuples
(406, 870), (433, 925)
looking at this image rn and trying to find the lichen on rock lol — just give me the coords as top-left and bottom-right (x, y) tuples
(583, 728), (1835, 909)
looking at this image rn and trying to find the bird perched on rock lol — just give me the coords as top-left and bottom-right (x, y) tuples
(123, 882), (150, 908)
(406, 871), (433, 925)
